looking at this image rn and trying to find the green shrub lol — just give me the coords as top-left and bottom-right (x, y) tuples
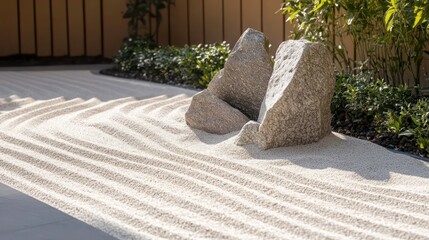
(281, 0), (429, 89)
(194, 43), (230, 87)
(384, 99), (429, 153)
(332, 72), (428, 157)
(332, 73), (413, 125)
(113, 39), (230, 89)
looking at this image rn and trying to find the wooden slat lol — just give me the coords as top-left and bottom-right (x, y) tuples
(262, 0), (283, 55)
(242, 0), (261, 31)
(421, 51), (429, 88)
(68, 0), (84, 56)
(204, 0), (223, 44)
(52, 0), (67, 56)
(141, 12), (150, 38)
(85, 0), (102, 56)
(35, 0), (51, 56)
(103, 0), (128, 58)
(284, 16), (293, 41)
(0, 0), (19, 56)
(188, 0), (204, 45)
(19, 0), (35, 54)
(169, 0), (188, 47)
(223, 0), (241, 46)
(156, 5), (170, 46)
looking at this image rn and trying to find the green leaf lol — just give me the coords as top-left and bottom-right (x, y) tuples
(313, 1), (326, 12)
(385, 7), (396, 31)
(394, 120), (401, 132)
(347, 16), (354, 26)
(391, 0), (398, 9)
(413, 9), (423, 28)
(287, 9), (301, 22)
(399, 130), (413, 137)
(418, 137), (427, 149)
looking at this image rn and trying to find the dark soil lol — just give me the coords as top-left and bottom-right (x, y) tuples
(332, 113), (428, 159)
(100, 68), (202, 91)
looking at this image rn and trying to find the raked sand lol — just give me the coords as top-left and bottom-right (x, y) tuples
(0, 67), (429, 240)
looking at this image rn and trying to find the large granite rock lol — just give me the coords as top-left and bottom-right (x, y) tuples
(207, 28), (273, 120)
(185, 90), (250, 135)
(236, 40), (335, 149)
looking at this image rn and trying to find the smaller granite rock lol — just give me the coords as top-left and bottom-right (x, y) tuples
(185, 90), (250, 135)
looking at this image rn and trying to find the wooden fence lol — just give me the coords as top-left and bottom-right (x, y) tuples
(0, 0), (289, 58)
(0, 0), (428, 88)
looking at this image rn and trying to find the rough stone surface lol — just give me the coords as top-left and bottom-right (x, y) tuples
(236, 40), (335, 149)
(185, 90), (250, 135)
(235, 121), (260, 146)
(207, 28), (273, 120)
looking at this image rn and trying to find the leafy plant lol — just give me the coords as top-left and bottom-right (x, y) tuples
(332, 72), (428, 157)
(281, 0), (429, 90)
(195, 43), (230, 87)
(385, 110), (407, 134)
(281, 0), (342, 65)
(113, 39), (230, 88)
(384, 99), (429, 152)
(384, 0), (429, 90)
(332, 72), (413, 124)
(123, 0), (173, 42)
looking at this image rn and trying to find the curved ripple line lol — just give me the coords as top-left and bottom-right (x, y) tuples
(119, 113), (428, 197)
(6, 98), (83, 128)
(139, 94), (189, 113)
(0, 140), (238, 240)
(2, 131), (285, 239)
(120, 114), (429, 207)
(110, 116), (429, 229)
(0, 156), (188, 240)
(0, 97), (34, 112)
(72, 97), (135, 121)
(49, 131), (399, 239)
(119, 96), (168, 114)
(55, 123), (422, 239)
(26, 99), (100, 127)
(0, 98), (64, 124)
(23, 131), (323, 239)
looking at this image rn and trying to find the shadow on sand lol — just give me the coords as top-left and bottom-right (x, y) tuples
(194, 129), (429, 181)
(243, 133), (429, 181)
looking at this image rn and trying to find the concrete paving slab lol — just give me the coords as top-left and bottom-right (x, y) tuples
(0, 183), (116, 240)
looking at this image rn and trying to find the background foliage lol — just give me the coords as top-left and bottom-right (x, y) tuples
(113, 39), (230, 89)
(281, 0), (429, 89)
(332, 73), (428, 156)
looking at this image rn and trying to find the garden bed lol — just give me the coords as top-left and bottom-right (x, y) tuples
(102, 40), (429, 159)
